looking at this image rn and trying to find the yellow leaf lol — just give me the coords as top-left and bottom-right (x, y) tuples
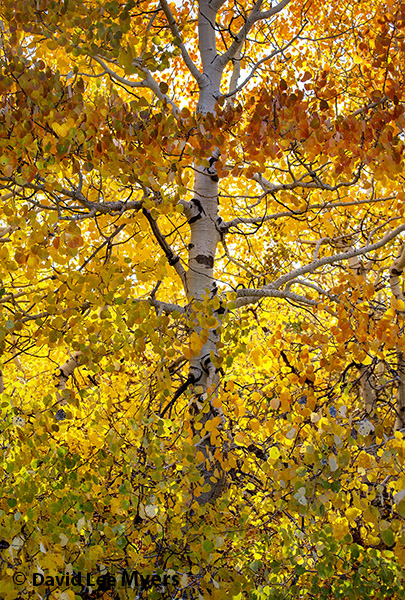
(196, 451), (205, 463)
(345, 507), (361, 523)
(88, 432), (103, 449)
(268, 446), (280, 461)
(250, 419), (260, 432)
(251, 391), (261, 403)
(270, 397), (280, 410)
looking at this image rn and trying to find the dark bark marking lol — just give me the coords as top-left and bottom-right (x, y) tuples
(189, 198), (206, 224)
(195, 254), (214, 267)
(189, 213), (203, 224)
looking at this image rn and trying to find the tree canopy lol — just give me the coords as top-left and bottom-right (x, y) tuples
(0, 0), (405, 598)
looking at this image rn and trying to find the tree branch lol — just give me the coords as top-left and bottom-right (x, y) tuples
(352, 95), (388, 117)
(218, 0), (292, 68)
(223, 25), (304, 99)
(271, 223), (405, 290)
(19, 180), (145, 216)
(149, 299), (185, 314)
(91, 55), (180, 116)
(160, 0), (203, 84)
(227, 46), (242, 98)
(285, 278), (338, 301)
(235, 288), (318, 307)
(257, 0), (293, 20)
(223, 196), (395, 231)
(252, 164), (363, 194)
(142, 208), (188, 290)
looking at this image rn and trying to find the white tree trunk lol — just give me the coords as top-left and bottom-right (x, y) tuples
(186, 0), (228, 504)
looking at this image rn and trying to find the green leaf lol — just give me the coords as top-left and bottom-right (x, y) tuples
(203, 540), (214, 552)
(381, 528), (395, 547)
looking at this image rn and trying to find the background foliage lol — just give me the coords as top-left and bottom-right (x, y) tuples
(0, 0), (405, 598)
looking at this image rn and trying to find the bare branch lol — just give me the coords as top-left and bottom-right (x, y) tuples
(285, 278), (337, 300)
(218, 0), (263, 68)
(91, 55), (180, 116)
(271, 223), (405, 290)
(227, 47), (242, 98)
(91, 55), (145, 88)
(149, 299), (185, 314)
(14, 180), (145, 216)
(334, 238), (366, 276)
(177, 198), (193, 219)
(223, 196), (395, 231)
(252, 163), (363, 194)
(221, 236), (256, 279)
(0, 290), (31, 305)
(312, 238), (329, 261)
(160, 0), (202, 83)
(257, 0), (293, 20)
(142, 209), (188, 290)
(140, 10), (159, 58)
(79, 223), (126, 271)
(235, 287), (318, 307)
(351, 95), (388, 117)
(223, 26), (304, 99)
(13, 296), (185, 327)
(218, 0), (292, 68)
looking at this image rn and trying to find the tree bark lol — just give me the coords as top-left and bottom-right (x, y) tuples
(389, 244), (405, 430)
(185, 0), (228, 504)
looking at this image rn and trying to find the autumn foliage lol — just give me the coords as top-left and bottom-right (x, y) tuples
(0, 0), (405, 599)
